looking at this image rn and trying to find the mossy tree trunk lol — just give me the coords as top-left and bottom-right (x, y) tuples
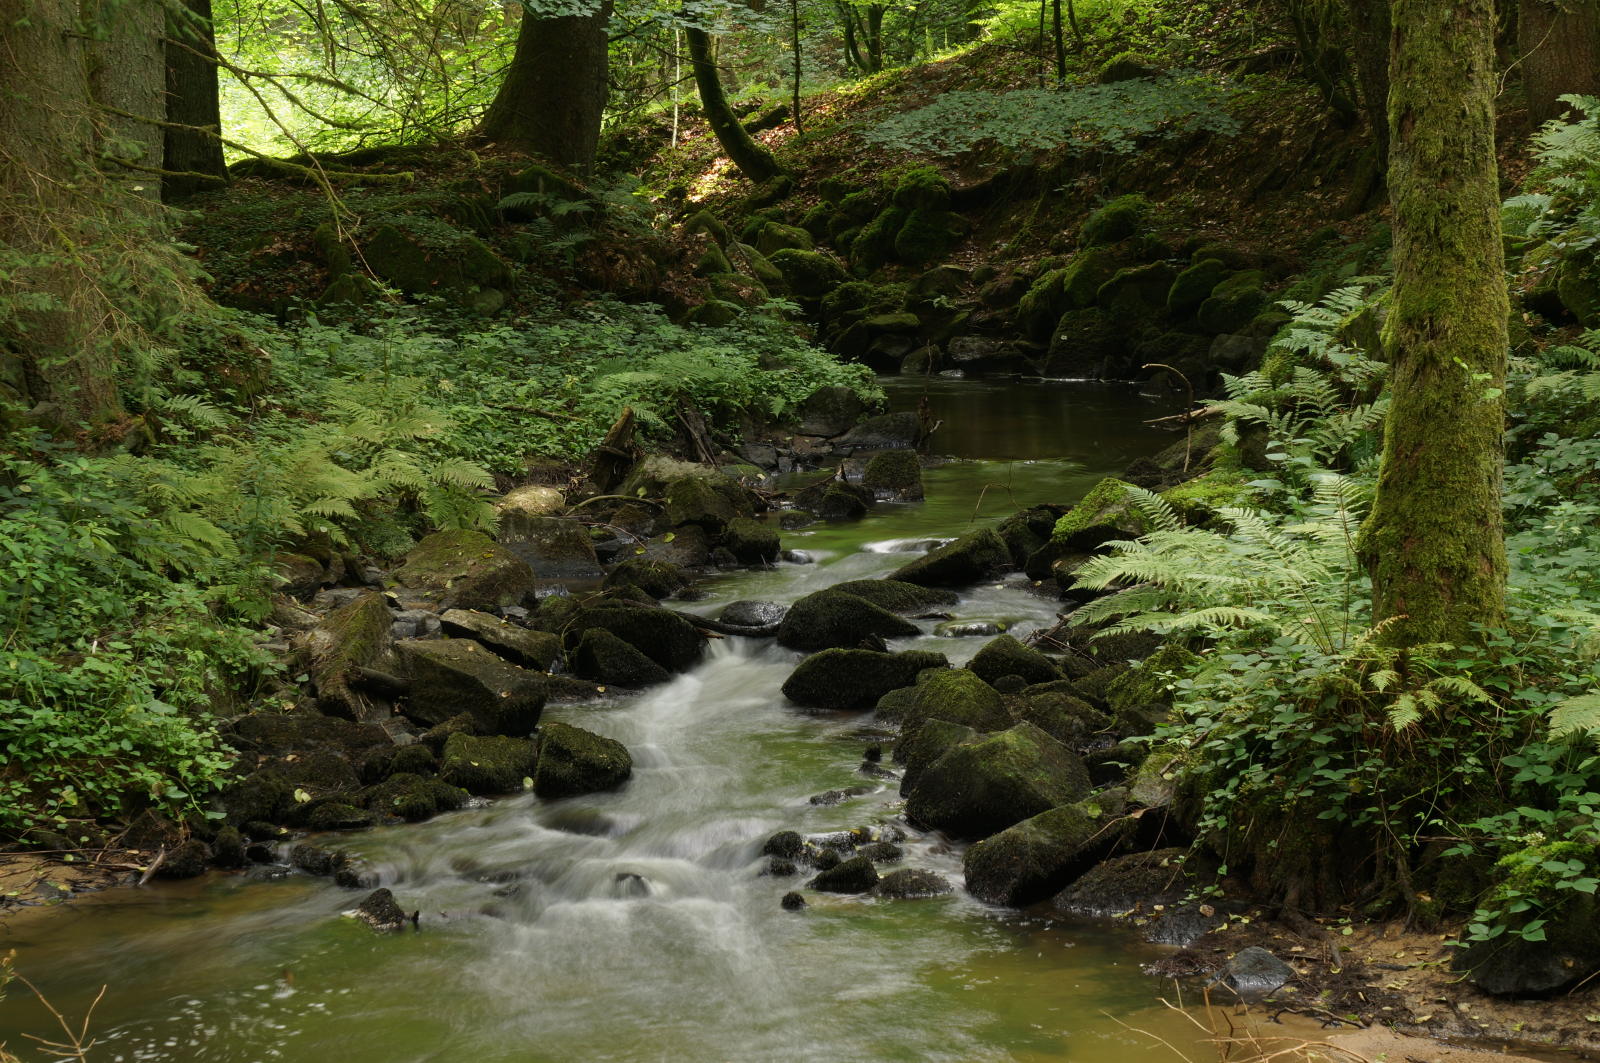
(1519, 0), (1600, 127)
(685, 25), (781, 184)
(163, 0), (229, 201)
(479, 0), (612, 174)
(1360, 0), (1509, 645)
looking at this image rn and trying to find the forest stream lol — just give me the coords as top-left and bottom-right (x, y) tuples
(0, 378), (1233, 1063)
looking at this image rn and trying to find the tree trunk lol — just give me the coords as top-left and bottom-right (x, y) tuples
(163, 0), (228, 201)
(685, 25), (781, 183)
(839, 4), (866, 71)
(479, 0), (612, 174)
(864, 5), (885, 71)
(791, 0), (803, 131)
(1347, 0), (1391, 166)
(88, 0), (166, 199)
(1361, 0), (1509, 645)
(1519, 0), (1600, 127)
(1050, 0), (1066, 83)
(0, 0), (126, 424)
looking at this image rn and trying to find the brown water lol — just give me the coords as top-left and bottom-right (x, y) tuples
(0, 377), (1200, 1063)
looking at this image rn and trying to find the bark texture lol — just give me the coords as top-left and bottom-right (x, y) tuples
(1361, 0), (1509, 645)
(479, 0), (612, 174)
(0, 0), (124, 422)
(685, 26), (781, 184)
(1519, 0), (1600, 127)
(88, 0), (166, 199)
(163, 0), (228, 201)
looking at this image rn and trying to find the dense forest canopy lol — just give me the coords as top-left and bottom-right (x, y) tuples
(13, 0), (1600, 1032)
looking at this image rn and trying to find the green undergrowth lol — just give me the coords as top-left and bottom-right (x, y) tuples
(0, 291), (875, 841)
(1065, 265), (1600, 942)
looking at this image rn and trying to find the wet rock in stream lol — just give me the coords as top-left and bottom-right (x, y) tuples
(352, 887), (412, 932)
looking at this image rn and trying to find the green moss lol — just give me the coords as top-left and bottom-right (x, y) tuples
(1051, 478), (1141, 542)
(686, 299), (742, 326)
(893, 209), (959, 266)
(1167, 259), (1230, 317)
(826, 579), (957, 613)
(1104, 642), (1199, 734)
(1158, 471), (1250, 524)
(1558, 252), (1600, 327)
(850, 206), (909, 272)
(533, 721), (633, 798)
(892, 167), (952, 212)
(819, 176), (859, 205)
(1196, 270), (1267, 334)
(862, 449), (922, 496)
(1097, 262), (1179, 318)
(893, 668), (1011, 736)
(782, 648), (950, 710)
(969, 634), (1061, 687)
(439, 732), (539, 795)
(695, 241), (734, 276)
(1081, 195), (1150, 247)
(723, 516), (780, 563)
(1098, 51), (1159, 83)
(755, 222), (814, 256)
(904, 722), (1090, 840)
(1017, 268), (1070, 341)
(683, 209), (731, 247)
(777, 588), (920, 651)
(800, 203), (833, 239)
(769, 248), (848, 299)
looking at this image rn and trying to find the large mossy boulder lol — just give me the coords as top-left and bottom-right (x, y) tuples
(395, 638), (548, 734)
(664, 475), (741, 531)
(439, 732), (539, 795)
(795, 385), (868, 436)
(1196, 270), (1268, 334)
(810, 854), (880, 893)
(770, 248), (848, 300)
(496, 514), (602, 580)
(1081, 195), (1149, 247)
(886, 669), (1011, 736)
(394, 530), (537, 612)
(572, 627), (671, 687)
(1041, 306), (1124, 378)
(895, 719), (977, 792)
(755, 222), (814, 256)
(533, 721), (632, 798)
(1014, 690), (1112, 748)
(1052, 846), (1222, 945)
(995, 505), (1062, 568)
(1167, 258), (1230, 317)
(723, 517), (780, 564)
(830, 579), (958, 615)
(904, 722), (1091, 839)
(963, 790), (1132, 906)
(359, 772), (469, 822)
(303, 591), (394, 720)
(601, 558), (690, 600)
(1104, 641), (1199, 735)
(439, 609), (562, 670)
(893, 209), (960, 267)
(1050, 478), (1147, 550)
(861, 449), (924, 501)
(563, 602), (705, 673)
(887, 528), (1013, 587)
(969, 634), (1061, 687)
(1097, 262), (1179, 320)
(850, 207), (909, 272)
(361, 222), (512, 314)
(776, 589), (920, 652)
(782, 648), (949, 710)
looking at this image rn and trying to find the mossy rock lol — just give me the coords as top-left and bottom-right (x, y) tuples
(695, 241), (735, 277)
(1081, 195), (1150, 247)
(1016, 269), (1071, 341)
(861, 449), (923, 500)
(439, 732), (539, 795)
(1158, 472), (1250, 525)
(795, 384), (869, 435)
(686, 299), (741, 327)
(819, 176), (860, 205)
(1097, 262), (1179, 319)
(1040, 306), (1124, 378)
(664, 475), (741, 531)
(1196, 270), (1268, 334)
(782, 648), (950, 710)
(769, 248), (849, 300)
(821, 280), (903, 326)
(572, 627), (671, 687)
(316, 273), (378, 309)
(1105, 641), (1199, 735)
(829, 579), (958, 614)
(602, 558), (690, 600)
(563, 602), (705, 673)
(1167, 258), (1230, 318)
(304, 591), (393, 721)
(1050, 478), (1147, 549)
(777, 589), (920, 652)
(809, 854), (879, 893)
(533, 722), (633, 798)
(1098, 51), (1159, 82)
(497, 513), (602, 580)
(889, 669), (1011, 738)
(893, 209), (959, 267)
(904, 722), (1091, 840)
(1558, 252), (1600, 327)
(723, 516), (780, 564)
(755, 222), (814, 256)
(360, 221), (512, 312)
(963, 790), (1132, 905)
(850, 206), (909, 272)
(887, 527), (1013, 587)
(394, 529), (537, 612)
(891, 167), (952, 212)
(439, 609), (562, 670)
(395, 638), (548, 735)
(895, 718), (979, 793)
(684, 209), (732, 247)
(360, 772), (469, 822)
(800, 203), (833, 240)
(994, 504), (1060, 568)
(1012, 690), (1112, 748)
(736, 245), (787, 290)
(969, 634), (1060, 687)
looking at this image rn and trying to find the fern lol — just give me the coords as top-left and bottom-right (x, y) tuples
(1550, 692), (1600, 738)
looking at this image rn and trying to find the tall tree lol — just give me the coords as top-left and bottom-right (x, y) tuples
(479, 0), (613, 174)
(1519, 0), (1600, 127)
(685, 25), (781, 183)
(163, 0), (229, 201)
(1361, 0), (1509, 645)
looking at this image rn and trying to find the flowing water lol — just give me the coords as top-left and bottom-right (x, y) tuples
(0, 378), (1205, 1063)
